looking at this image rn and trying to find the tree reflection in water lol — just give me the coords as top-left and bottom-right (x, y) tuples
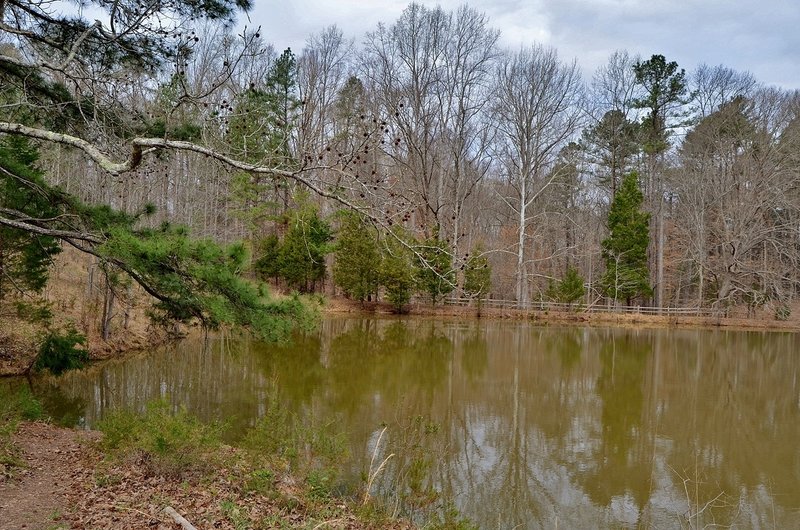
(27, 319), (800, 528)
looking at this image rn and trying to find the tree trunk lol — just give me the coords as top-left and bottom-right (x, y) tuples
(516, 177), (527, 308)
(656, 201), (664, 311)
(101, 277), (115, 341)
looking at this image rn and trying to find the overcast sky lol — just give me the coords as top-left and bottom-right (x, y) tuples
(245, 0), (799, 89)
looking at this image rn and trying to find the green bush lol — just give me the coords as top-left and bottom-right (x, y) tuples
(775, 305), (791, 321)
(427, 504), (478, 530)
(244, 468), (275, 495)
(34, 325), (88, 375)
(1, 385), (43, 472)
(98, 399), (223, 476)
(14, 300), (53, 323)
(1, 385), (44, 430)
(243, 409), (347, 471)
(242, 398), (348, 499)
(307, 467), (337, 499)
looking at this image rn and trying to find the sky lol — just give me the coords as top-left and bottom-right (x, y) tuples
(245, 0), (800, 89)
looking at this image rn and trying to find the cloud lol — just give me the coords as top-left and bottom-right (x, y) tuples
(243, 0), (800, 88)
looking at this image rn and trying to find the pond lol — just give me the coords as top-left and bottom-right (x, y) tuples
(22, 317), (800, 528)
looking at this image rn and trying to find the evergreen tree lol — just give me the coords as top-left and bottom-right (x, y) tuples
(227, 49), (299, 166)
(0, 137), (61, 299)
(581, 110), (640, 198)
(278, 204), (332, 292)
(463, 248), (492, 300)
(632, 55), (690, 155)
(228, 49), (300, 235)
(101, 224), (311, 341)
(0, 0), (318, 341)
(601, 172), (652, 305)
(550, 266), (586, 308)
(265, 48), (300, 164)
(463, 246), (492, 316)
(380, 232), (416, 313)
(332, 211), (381, 303)
(632, 54), (690, 309)
(415, 232), (455, 305)
(254, 234), (282, 283)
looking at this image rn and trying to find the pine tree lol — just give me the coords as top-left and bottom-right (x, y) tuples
(254, 234), (281, 284)
(332, 211), (381, 303)
(552, 266), (586, 309)
(0, 0), (317, 341)
(581, 110), (640, 198)
(278, 204), (332, 292)
(228, 49), (300, 235)
(601, 172), (652, 305)
(463, 246), (492, 316)
(0, 137), (61, 299)
(379, 231), (416, 313)
(415, 232), (455, 305)
(632, 55), (690, 155)
(463, 248), (492, 300)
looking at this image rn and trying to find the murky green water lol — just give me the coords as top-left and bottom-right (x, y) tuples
(20, 317), (800, 528)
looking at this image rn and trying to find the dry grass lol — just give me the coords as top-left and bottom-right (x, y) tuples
(0, 247), (170, 375)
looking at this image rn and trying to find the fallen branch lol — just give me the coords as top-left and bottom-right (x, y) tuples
(163, 506), (197, 530)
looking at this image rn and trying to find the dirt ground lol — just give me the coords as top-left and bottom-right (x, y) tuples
(0, 423), (99, 530)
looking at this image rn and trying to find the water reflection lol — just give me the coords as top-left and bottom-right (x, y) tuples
(24, 318), (800, 528)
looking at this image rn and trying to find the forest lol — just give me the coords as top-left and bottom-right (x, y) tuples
(2, 0), (800, 342)
(3, 2), (800, 528)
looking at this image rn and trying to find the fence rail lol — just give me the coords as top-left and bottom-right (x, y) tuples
(436, 296), (719, 318)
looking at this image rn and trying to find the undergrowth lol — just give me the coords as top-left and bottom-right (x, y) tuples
(97, 400), (224, 476)
(93, 397), (473, 528)
(0, 385), (44, 477)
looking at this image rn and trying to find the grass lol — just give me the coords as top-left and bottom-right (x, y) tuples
(93, 397), (387, 527)
(0, 385), (471, 528)
(91, 397), (476, 528)
(0, 384), (44, 476)
(97, 399), (224, 477)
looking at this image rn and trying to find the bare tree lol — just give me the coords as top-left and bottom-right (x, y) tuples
(588, 50), (639, 123)
(490, 45), (584, 306)
(674, 89), (800, 309)
(691, 63), (758, 119)
(296, 26), (354, 160)
(360, 3), (499, 259)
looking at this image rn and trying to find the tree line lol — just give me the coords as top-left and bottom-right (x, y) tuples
(1, 0), (799, 338)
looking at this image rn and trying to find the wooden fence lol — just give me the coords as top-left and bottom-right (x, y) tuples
(436, 296), (719, 317)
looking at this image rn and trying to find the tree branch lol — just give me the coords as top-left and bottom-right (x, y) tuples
(0, 212), (102, 244)
(0, 121), (459, 290)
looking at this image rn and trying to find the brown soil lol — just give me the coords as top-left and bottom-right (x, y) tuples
(0, 422), (99, 530)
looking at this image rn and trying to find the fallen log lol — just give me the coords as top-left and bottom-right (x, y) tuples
(163, 506), (197, 530)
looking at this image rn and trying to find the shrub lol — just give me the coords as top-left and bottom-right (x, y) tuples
(0, 386), (43, 473)
(34, 325), (88, 375)
(0, 385), (44, 429)
(98, 399), (223, 476)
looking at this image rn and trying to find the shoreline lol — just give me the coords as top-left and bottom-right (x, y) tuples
(322, 297), (800, 333)
(2, 297), (796, 378)
(1, 420), (412, 530)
